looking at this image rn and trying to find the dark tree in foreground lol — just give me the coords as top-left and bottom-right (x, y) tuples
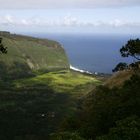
(120, 38), (140, 60)
(0, 38), (7, 54)
(97, 116), (140, 140)
(113, 39), (140, 72)
(112, 62), (128, 72)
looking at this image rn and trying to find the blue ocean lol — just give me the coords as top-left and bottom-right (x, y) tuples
(30, 33), (140, 74)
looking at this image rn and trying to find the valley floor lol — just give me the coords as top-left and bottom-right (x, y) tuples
(0, 70), (102, 139)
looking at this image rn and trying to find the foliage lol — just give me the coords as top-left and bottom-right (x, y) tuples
(112, 62), (128, 72)
(113, 39), (140, 72)
(0, 34), (69, 80)
(60, 74), (140, 140)
(0, 38), (7, 54)
(1, 34), (140, 140)
(129, 61), (140, 70)
(97, 116), (140, 140)
(0, 32), (102, 140)
(120, 38), (140, 60)
(0, 70), (100, 140)
(14, 70), (101, 94)
(0, 86), (54, 140)
(50, 132), (85, 140)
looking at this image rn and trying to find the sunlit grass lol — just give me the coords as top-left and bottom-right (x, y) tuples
(14, 70), (101, 94)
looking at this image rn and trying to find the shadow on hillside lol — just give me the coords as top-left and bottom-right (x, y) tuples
(0, 61), (34, 80)
(0, 84), (74, 140)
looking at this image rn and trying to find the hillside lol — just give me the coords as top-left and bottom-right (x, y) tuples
(0, 31), (103, 140)
(1, 32), (139, 140)
(55, 68), (140, 140)
(104, 70), (134, 88)
(0, 70), (101, 140)
(0, 31), (69, 79)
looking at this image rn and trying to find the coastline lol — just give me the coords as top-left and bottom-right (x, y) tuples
(70, 65), (96, 75)
(70, 65), (112, 78)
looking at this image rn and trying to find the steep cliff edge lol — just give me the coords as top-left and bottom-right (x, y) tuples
(0, 32), (69, 79)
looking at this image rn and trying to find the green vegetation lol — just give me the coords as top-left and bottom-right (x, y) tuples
(0, 37), (7, 54)
(0, 69), (101, 140)
(97, 116), (140, 140)
(105, 70), (134, 88)
(0, 32), (140, 140)
(59, 72), (140, 140)
(50, 132), (85, 140)
(0, 32), (102, 140)
(0, 32), (69, 80)
(120, 38), (140, 61)
(55, 39), (140, 140)
(112, 62), (128, 72)
(15, 70), (101, 94)
(113, 39), (140, 72)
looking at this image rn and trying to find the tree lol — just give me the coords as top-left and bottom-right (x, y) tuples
(0, 38), (7, 54)
(97, 116), (140, 140)
(49, 132), (85, 140)
(113, 39), (140, 72)
(112, 62), (128, 72)
(120, 39), (140, 61)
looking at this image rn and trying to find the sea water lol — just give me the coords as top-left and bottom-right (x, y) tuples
(30, 33), (140, 74)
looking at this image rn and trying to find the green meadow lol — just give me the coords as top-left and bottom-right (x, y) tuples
(0, 30), (140, 140)
(0, 32), (103, 139)
(15, 70), (101, 94)
(0, 33), (69, 80)
(0, 68), (102, 139)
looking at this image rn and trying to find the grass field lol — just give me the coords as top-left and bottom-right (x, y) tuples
(0, 70), (102, 138)
(14, 70), (101, 94)
(0, 33), (69, 80)
(0, 32), (102, 139)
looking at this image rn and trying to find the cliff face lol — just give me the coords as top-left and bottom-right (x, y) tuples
(0, 32), (69, 79)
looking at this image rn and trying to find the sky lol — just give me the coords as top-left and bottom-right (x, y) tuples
(0, 0), (140, 34)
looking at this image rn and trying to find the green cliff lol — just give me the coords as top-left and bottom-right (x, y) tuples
(0, 32), (69, 79)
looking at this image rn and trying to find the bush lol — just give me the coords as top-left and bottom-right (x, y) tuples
(49, 131), (85, 140)
(97, 116), (140, 140)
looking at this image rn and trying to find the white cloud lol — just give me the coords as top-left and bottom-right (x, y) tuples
(0, 15), (140, 29)
(63, 15), (78, 26)
(0, 0), (140, 9)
